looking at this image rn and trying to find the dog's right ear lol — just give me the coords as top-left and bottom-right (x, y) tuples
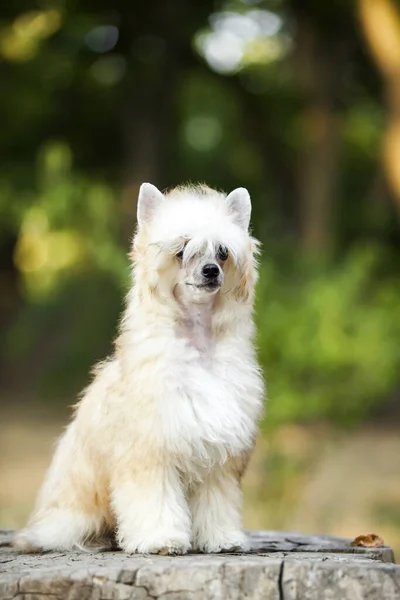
(137, 183), (164, 227)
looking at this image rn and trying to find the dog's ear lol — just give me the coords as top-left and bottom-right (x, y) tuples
(226, 188), (251, 231)
(137, 183), (164, 227)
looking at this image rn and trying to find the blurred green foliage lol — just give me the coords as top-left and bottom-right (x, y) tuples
(0, 0), (399, 425)
(257, 248), (400, 424)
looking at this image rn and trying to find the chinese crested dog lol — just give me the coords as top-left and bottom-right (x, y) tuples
(14, 183), (264, 554)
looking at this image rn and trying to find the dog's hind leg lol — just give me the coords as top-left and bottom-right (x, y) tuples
(13, 507), (104, 552)
(13, 425), (111, 552)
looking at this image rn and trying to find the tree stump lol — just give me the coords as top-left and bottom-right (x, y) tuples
(0, 529), (399, 599)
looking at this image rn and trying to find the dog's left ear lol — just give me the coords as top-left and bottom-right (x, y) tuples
(226, 188), (251, 231)
(137, 183), (164, 227)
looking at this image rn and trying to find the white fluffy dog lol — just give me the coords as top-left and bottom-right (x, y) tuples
(14, 183), (264, 555)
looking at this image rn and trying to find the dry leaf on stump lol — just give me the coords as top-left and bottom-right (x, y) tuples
(350, 533), (384, 548)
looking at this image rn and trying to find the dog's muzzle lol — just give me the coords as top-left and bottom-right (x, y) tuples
(201, 263), (222, 289)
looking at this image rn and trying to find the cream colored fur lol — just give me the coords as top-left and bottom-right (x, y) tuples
(13, 183), (264, 555)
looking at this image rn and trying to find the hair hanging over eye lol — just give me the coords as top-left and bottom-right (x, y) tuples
(217, 245), (229, 261)
(175, 240), (188, 261)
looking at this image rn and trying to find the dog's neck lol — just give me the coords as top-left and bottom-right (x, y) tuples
(175, 297), (215, 355)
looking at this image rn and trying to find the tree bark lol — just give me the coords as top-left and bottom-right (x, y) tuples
(0, 529), (398, 600)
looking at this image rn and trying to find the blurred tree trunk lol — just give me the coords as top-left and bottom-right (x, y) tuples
(120, 56), (177, 243)
(118, 0), (215, 244)
(227, 76), (297, 234)
(293, 19), (341, 254)
(358, 0), (400, 222)
(0, 234), (22, 374)
(0, 63), (22, 370)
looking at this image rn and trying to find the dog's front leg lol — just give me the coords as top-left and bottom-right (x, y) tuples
(189, 463), (247, 553)
(112, 464), (191, 554)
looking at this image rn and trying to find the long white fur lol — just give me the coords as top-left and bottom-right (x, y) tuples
(13, 183), (264, 555)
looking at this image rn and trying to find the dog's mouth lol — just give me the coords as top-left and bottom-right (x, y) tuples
(186, 282), (220, 291)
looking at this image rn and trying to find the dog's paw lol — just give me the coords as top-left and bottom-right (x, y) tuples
(193, 530), (248, 554)
(122, 533), (190, 555)
(149, 543), (188, 556)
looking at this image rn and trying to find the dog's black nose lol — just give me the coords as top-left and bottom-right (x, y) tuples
(202, 263), (220, 279)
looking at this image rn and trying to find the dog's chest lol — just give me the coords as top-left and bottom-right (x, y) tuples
(159, 347), (258, 471)
(175, 304), (213, 356)
(159, 306), (260, 469)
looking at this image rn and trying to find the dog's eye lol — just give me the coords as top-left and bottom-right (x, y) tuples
(217, 245), (228, 261)
(176, 242), (187, 260)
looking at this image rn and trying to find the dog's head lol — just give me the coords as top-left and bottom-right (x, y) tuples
(132, 183), (259, 307)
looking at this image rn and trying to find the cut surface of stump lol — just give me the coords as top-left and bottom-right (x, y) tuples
(0, 529), (399, 599)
